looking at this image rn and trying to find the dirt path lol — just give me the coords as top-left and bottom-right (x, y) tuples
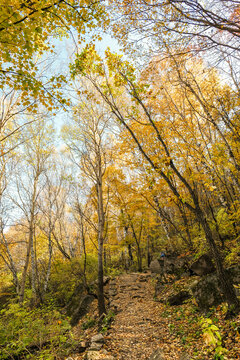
(71, 272), (240, 360)
(104, 273), (185, 360)
(71, 273), (190, 360)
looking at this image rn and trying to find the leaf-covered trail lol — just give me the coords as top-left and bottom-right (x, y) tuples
(103, 273), (186, 360)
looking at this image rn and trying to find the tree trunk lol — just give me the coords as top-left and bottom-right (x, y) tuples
(30, 224), (37, 301)
(147, 236), (151, 267)
(19, 233), (32, 304)
(136, 244), (142, 272)
(96, 176), (106, 317)
(43, 229), (52, 294)
(196, 206), (239, 313)
(128, 244), (133, 267)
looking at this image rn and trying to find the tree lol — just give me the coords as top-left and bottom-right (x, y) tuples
(71, 47), (240, 314)
(0, 154), (20, 294)
(110, 172), (151, 271)
(10, 118), (54, 304)
(0, 0), (106, 104)
(109, 0), (240, 57)
(63, 91), (113, 316)
(37, 156), (73, 295)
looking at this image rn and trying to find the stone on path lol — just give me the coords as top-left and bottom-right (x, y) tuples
(91, 333), (104, 343)
(85, 350), (114, 360)
(148, 349), (165, 360)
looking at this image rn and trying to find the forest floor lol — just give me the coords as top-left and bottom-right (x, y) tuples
(70, 272), (240, 360)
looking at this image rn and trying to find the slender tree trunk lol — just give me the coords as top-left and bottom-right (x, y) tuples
(136, 243), (142, 272)
(147, 236), (151, 267)
(128, 244), (133, 266)
(43, 228), (52, 294)
(97, 175), (106, 317)
(19, 234), (32, 304)
(0, 232), (20, 295)
(177, 203), (194, 250)
(81, 222), (88, 291)
(20, 175), (38, 304)
(30, 223), (37, 300)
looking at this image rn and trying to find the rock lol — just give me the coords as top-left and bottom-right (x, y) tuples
(227, 266), (240, 284)
(155, 280), (164, 297)
(164, 258), (176, 274)
(99, 352), (114, 360)
(148, 349), (165, 360)
(189, 266), (240, 311)
(85, 351), (114, 360)
(85, 351), (101, 360)
(91, 333), (104, 343)
(190, 254), (215, 276)
(167, 290), (191, 306)
(191, 273), (223, 311)
(150, 259), (162, 274)
(89, 342), (103, 351)
(150, 254), (191, 276)
(73, 341), (90, 353)
(71, 295), (95, 326)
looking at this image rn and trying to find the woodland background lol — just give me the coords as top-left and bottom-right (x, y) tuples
(0, 1), (240, 359)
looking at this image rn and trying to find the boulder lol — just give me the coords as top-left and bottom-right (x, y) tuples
(166, 290), (191, 306)
(190, 273), (223, 311)
(227, 266), (240, 284)
(190, 266), (240, 311)
(65, 283), (85, 315)
(190, 254), (215, 276)
(150, 259), (161, 274)
(151, 253), (193, 276)
(148, 349), (165, 360)
(70, 294), (95, 326)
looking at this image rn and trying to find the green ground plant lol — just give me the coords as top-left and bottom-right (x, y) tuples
(201, 317), (228, 359)
(0, 302), (74, 359)
(81, 316), (96, 330)
(101, 310), (115, 334)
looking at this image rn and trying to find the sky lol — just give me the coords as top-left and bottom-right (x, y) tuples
(50, 31), (121, 134)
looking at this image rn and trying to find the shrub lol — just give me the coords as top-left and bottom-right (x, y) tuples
(0, 302), (74, 359)
(46, 256), (98, 307)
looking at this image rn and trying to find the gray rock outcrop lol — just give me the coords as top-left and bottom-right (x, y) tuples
(71, 294), (95, 326)
(150, 259), (162, 274)
(190, 254), (215, 276)
(167, 290), (191, 306)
